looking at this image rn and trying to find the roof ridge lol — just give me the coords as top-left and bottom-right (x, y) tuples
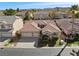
(31, 21), (40, 30)
(49, 23), (61, 32)
(43, 20), (48, 24)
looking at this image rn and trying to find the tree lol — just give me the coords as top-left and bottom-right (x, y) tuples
(13, 31), (22, 46)
(37, 24), (47, 47)
(31, 9), (36, 12)
(3, 9), (16, 16)
(55, 7), (60, 11)
(75, 12), (79, 18)
(48, 34), (58, 47)
(23, 11), (33, 21)
(70, 5), (78, 35)
(70, 5), (78, 11)
(37, 30), (49, 47)
(16, 8), (19, 12)
(49, 11), (55, 19)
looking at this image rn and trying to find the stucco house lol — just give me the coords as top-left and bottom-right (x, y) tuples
(16, 11), (26, 18)
(55, 19), (79, 35)
(0, 16), (16, 31)
(20, 19), (79, 40)
(0, 16), (23, 42)
(33, 11), (72, 20)
(0, 16), (23, 33)
(20, 20), (61, 38)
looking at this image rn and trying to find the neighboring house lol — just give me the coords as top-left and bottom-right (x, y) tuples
(54, 12), (72, 19)
(33, 11), (50, 20)
(0, 16), (23, 42)
(0, 21), (11, 31)
(33, 11), (72, 20)
(0, 16), (23, 33)
(56, 20), (72, 35)
(16, 11), (26, 18)
(56, 19), (79, 35)
(0, 16), (16, 31)
(55, 19), (79, 40)
(12, 16), (23, 36)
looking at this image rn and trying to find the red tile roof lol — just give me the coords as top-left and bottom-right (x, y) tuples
(21, 20), (40, 32)
(21, 19), (79, 35)
(21, 20), (61, 33)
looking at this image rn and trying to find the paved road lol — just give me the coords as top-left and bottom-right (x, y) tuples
(0, 48), (79, 56)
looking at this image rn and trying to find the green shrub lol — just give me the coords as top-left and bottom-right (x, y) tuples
(4, 38), (14, 47)
(3, 9), (16, 16)
(75, 12), (79, 18)
(48, 36), (58, 47)
(15, 31), (22, 39)
(37, 34), (49, 47)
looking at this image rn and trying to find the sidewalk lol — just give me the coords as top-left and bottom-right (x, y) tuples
(0, 42), (79, 48)
(14, 42), (35, 48)
(0, 42), (35, 48)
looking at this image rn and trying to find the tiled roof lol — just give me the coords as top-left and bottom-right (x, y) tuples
(21, 21), (40, 32)
(21, 19), (79, 34)
(33, 11), (49, 19)
(42, 23), (61, 33)
(56, 19), (79, 34)
(21, 20), (61, 33)
(0, 16), (17, 24)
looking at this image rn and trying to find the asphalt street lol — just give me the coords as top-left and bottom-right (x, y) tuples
(0, 48), (79, 56)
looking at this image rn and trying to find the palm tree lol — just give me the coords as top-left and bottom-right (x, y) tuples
(70, 5), (78, 35)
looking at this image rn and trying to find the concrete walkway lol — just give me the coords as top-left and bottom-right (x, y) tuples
(14, 42), (35, 48)
(0, 42), (35, 48)
(0, 42), (79, 48)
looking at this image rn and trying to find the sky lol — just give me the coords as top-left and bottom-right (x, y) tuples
(0, 2), (79, 10)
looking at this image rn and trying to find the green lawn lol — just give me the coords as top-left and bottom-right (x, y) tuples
(54, 38), (79, 47)
(54, 38), (61, 47)
(67, 41), (79, 47)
